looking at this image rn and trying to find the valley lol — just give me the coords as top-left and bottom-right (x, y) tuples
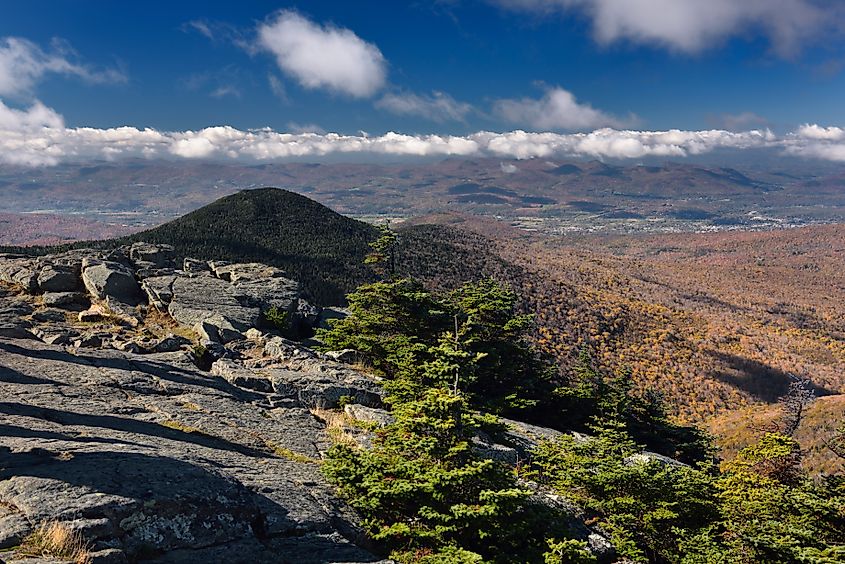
(2, 157), (845, 246)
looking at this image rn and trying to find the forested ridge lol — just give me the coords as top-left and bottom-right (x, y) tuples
(1, 188), (379, 306)
(315, 230), (845, 562)
(394, 220), (845, 474)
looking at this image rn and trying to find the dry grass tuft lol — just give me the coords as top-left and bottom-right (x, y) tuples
(144, 307), (199, 342)
(311, 408), (360, 448)
(19, 521), (91, 564)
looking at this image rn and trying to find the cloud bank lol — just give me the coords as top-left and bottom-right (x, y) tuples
(256, 11), (386, 98)
(494, 0), (829, 55)
(1, 101), (843, 167)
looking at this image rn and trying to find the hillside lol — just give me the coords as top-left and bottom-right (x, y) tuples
(121, 188), (378, 306)
(1, 205), (843, 561)
(0, 188), (380, 307)
(395, 217), (845, 469)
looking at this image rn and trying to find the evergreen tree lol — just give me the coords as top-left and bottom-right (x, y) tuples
(323, 387), (586, 563)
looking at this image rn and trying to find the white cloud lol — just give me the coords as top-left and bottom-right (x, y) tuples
(494, 0), (828, 55)
(376, 91), (474, 123)
(793, 124), (845, 141)
(0, 99), (63, 130)
(500, 162), (519, 173)
(493, 86), (632, 130)
(256, 11), (386, 98)
(0, 37), (126, 98)
(782, 124), (845, 161)
(184, 20), (214, 40)
(0, 102), (842, 165)
(210, 85), (241, 98)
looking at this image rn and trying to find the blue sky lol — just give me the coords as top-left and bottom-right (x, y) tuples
(1, 1), (845, 166)
(2, 0), (843, 133)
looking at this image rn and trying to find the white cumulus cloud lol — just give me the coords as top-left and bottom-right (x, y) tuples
(0, 37), (126, 98)
(494, 0), (828, 55)
(493, 86), (632, 130)
(793, 124), (845, 141)
(0, 101), (842, 166)
(376, 91), (474, 123)
(256, 11), (387, 98)
(783, 124), (845, 161)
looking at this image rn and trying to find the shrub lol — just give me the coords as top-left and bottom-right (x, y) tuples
(324, 388), (583, 562)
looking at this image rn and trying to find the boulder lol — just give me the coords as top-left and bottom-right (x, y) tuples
(82, 261), (141, 305)
(73, 332), (109, 349)
(245, 328), (265, 342)
(203, 314), (244, 344)
(323, 349), (358, 364)
(263, 336), (317, 364)
(78, 304), (108, 323)
(36, 265), (80, 293)
(625, 451), (688, 468)
(102, 298), (142, 328)
(39, 330), (80, 346)
(141, 275), (177, 310)
(193, 320), (221, 344)
(269, 367), (383, 409)
(128, 242), (175, 268)
(211, 262), (283, 283)
(343, 404), (394, 427)
(232, 276), (299, 314)
(153, 334), (192, 353)
(183, 257), (210, 273)
(0, 260), (38, 293)
(41, 292), (89, 309)
(168, 275), (259, 332)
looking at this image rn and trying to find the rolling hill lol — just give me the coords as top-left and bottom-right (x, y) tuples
(121, 188), (379, 306)
(1, 188), (380, 307)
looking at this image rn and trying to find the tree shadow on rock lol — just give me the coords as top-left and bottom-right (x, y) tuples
(0, 449), (292, 560)
(0, 402), (270, 459)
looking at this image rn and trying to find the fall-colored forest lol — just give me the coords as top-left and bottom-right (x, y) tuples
(397, 216), (845, 472)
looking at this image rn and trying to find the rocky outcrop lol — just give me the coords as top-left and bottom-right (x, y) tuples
(168, 275), (259, 337)
(82, 260), (141, 306)
(129, 242), (175, 268)
(36, 265), (80, 293)
(0, 246), (619, 563)
(0, 331), (385, 563)
(0, 245), (322, 353)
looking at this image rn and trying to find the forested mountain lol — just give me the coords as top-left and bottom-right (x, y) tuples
(2, 188), (380, 306)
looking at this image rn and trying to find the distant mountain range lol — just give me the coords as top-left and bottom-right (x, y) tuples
(2, 157), (845, 242)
